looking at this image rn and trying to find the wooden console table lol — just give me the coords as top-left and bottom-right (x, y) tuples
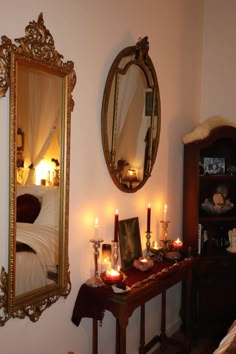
(72, 258), (193, 354)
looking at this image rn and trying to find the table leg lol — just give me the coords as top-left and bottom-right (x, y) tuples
(116, 318), (127, 354)
(92, 319), (98, 354)
(116, 318), (120, 354)
(119, 325), (127, 354)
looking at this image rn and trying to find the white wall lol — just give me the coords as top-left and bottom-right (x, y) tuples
(201, 0), (236, 121)
(0, 1), (204, 353)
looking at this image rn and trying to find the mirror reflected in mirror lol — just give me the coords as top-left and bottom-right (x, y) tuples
(102, 36), (161, 192)
(0, 12), (76, 324)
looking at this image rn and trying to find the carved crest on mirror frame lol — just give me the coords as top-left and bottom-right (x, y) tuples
(0, 12), (76, 102)
(0, 12), (76, 325)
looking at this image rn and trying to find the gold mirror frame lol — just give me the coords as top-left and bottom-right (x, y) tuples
(0, 13), (76, 324)
(101, 36), (161, 192)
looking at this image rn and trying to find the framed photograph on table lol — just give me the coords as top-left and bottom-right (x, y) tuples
(119, 217), (142, 270)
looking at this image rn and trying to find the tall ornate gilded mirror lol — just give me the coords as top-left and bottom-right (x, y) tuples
(101, 37), (161, 192)
(0, 13), (76, 324)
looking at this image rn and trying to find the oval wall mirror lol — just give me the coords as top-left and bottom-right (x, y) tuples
(0, 13), (76, 324)
(101, 37), (161, 192)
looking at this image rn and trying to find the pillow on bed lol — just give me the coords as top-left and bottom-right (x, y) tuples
(17, 194), (41, 223)
(34, 188), (59, 228)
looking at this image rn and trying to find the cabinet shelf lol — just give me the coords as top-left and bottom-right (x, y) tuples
(200, 174), (236, 180)
(199, 216), (236, 223)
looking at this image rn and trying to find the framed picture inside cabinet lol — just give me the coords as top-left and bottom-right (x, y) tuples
(203, 157), (225, 175)
(119, 217), (142, 270)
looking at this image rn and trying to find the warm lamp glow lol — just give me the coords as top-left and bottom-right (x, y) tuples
(35, 159), (55, 185)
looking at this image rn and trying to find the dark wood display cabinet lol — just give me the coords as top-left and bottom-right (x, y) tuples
(183, 125), (236, 336)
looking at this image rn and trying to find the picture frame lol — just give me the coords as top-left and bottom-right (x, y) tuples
(203, 157), (225, 175)
(119, 217), (142, 270)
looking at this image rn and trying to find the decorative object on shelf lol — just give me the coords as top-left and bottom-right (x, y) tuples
(203, 157), (225, 175)
(227, 164), (236, 175)
(201, 184), (234, 215)
(86, 237), (105, 287)
(227, 228), (236, 253)
(160, 204), (170, 248)
(119, 217), (142, 270)
(133, 257), (154, 271)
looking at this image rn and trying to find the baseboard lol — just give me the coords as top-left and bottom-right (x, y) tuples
(166, 318), (182, 337)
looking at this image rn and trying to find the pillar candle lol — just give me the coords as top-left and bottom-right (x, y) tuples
(94, 217), (99, 239)
(164, 204), (167, 222)
(114, 209), (119, 242)
(147, 203), (151, 232)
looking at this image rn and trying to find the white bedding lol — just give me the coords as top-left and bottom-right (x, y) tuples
(16, 222), (58, 296)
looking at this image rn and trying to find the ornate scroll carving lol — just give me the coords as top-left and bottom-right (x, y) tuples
(0, 267), (9, 326)
(0, 12), (76, 105)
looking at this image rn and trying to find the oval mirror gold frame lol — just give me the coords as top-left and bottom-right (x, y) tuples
(0, 13), (76, 324)
(101, 37), (161, 192)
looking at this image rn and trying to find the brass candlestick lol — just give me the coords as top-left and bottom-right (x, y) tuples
(112, 241), (119, 270)
(86, 239), (105, 287)
(146, 231), (152, 256)
(160, 220), (171, 248)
